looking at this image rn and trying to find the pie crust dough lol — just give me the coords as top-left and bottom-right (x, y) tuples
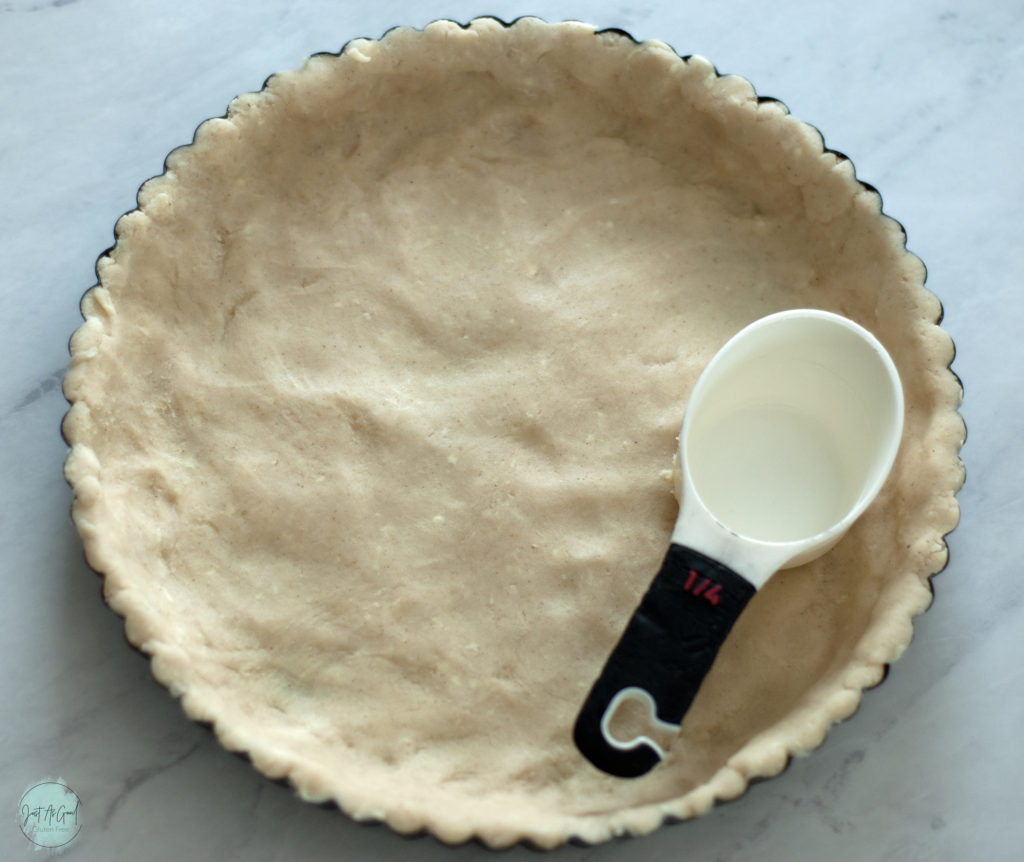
(62, 17), (965, 848)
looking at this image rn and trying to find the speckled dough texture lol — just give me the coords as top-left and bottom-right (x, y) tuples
(62, 17), (965, 848)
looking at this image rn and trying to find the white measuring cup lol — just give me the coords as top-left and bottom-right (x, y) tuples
(574, 309), (904, 778)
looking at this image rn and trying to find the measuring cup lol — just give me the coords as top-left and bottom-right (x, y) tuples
(573, 309), (904, 778)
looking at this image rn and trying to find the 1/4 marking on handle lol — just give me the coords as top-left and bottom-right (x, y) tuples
(683, 569), (722, 606)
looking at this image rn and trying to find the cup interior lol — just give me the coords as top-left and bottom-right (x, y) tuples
(682, 311), (903, 545)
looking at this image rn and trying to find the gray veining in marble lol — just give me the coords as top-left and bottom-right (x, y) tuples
(2, 0), (1020, 859)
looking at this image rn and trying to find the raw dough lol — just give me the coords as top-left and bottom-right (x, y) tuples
(62, 17), (964, 847)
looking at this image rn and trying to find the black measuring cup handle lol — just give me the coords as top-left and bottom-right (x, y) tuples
(573, 544), (757, 778)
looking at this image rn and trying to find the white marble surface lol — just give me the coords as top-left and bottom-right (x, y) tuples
(1, 0), (1018, 859)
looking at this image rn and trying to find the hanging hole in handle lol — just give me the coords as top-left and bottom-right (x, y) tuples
(600, 687), (682, 758)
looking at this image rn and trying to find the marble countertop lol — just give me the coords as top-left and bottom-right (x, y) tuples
(2, 0), (1018, 859)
